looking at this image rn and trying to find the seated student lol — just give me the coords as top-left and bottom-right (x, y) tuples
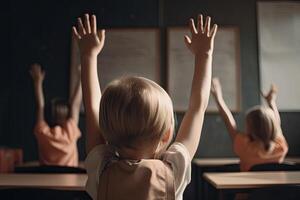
(211, 78), (288, 171)
(30, 63), (82, 167)
(72, 14), (217, 199)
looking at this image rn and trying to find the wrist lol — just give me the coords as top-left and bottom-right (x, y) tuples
(38, 103), (45, 108)
(33, 80), (43, 85)
(268, 100), (276, 106)
(195, 51), (213, 58)
(80, 52), (98, 60)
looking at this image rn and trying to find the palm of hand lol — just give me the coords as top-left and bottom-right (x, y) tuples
(266, 91), (277, 102)
(264, 85), (278, 103)
(190, 34), (213, 55)
(184, 15), (217, 55)
(73, 14), (105, 57)
(30, 64), (45, 82)
(79, 33), (104, 56)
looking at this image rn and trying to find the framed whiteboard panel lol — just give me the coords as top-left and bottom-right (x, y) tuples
(257, 2), (300, 111)
(70, 28), (161, 96)
(167, 27), (241, 112)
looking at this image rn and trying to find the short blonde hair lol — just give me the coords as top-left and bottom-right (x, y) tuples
(246, 105), (280, 151)
(99, 76), (174, 149)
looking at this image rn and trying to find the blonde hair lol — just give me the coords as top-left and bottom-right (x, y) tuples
(246, 105), (280, 151)
(99, 76), (174, 149)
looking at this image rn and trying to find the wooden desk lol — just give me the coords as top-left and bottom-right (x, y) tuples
(192, 157), (300, 167)
(203, 171), (300, 200)
(16, 161), (85, 169)
(285, 157), (300, 164)
(204, 171), (300, 189)
(191, 157), (300, 200)
(0, 174), (87, 191)
(193, 158), (239, 167)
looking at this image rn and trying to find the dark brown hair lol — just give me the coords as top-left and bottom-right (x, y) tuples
(50, 98), (70, 126)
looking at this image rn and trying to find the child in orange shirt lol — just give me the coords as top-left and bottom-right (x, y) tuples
(30, 63), (82, 167)
(211, 78), (288, 171)
(72, 14), (217, 199)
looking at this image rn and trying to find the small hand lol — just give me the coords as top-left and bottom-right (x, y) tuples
(262, 84), (278, 104)
(29, 63), (45, 83)
(211, 77), (223, 100)
(72, 14), (105, 57)
(184, 14), (218, 55)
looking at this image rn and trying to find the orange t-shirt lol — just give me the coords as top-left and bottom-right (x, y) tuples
(234, 133), (288, 171)
(34, 119), (81, 167)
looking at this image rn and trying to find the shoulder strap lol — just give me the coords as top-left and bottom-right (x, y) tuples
(165, 163), (175, 200)
(97, 162), (112, 200)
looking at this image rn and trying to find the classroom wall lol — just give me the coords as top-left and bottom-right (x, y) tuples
(3, 0), (300, 161)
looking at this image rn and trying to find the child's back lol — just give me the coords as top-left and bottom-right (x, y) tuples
(211, 79), (288, 171)
(30, 64), (82, 167)
(34, 118), (81, 166)
(84, 77), (191, 199)
(233, 106), (288, 171)
(97, 159), (174, 200)
(73, 13), (217, 199)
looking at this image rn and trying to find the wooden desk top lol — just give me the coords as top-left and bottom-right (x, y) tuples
(203, 171), (300, 189)
(193, 157), (300, 167)
(193, 158), (239, 167)
(16, 157), (300, 168)
(0, 174), (87, 191)
(16, 161), (85, 169)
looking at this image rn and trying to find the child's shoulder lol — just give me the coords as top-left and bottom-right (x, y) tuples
(233, 132), (252, 150)
(234, 132), (249, 141)
(162, 142), (191, 159)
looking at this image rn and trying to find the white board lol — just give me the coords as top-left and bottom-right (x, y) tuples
(97, 29), (160, 87)
(257, 2), (300, 111)
(70, 29), (161, 93)
(167, 27), (241, 112)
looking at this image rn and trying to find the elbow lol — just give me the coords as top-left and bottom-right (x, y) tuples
(283, 144), (289, 156)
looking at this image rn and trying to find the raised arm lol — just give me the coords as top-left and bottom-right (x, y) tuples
(73, 14), (106, 153)
(69, 69), (82, 124)
(30, 63), (46, 122)
(262, 84), (281, 126)
(175, 15), (218, 157)
(211, 77), (238, 140)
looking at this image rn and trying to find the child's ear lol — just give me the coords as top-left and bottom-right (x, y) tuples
(162, 128), (172, 143)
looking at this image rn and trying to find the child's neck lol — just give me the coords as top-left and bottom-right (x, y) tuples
(118, 147), (156, 160)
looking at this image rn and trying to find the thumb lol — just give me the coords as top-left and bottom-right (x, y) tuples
(184, 35), (191, 50)
(97, 29), (105, 41)
(260, 90), (266, 98)
(72, 26), (81, 40)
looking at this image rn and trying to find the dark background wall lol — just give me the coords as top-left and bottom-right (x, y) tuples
(2, 0), (300, 161)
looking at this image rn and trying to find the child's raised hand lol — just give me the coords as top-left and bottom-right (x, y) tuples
(184, 14), (218, 55)
(211, 77), (223, 100)
(72, 14), (105, 57)
(29, 63), (45, 83)
(262, 84), (278, 104)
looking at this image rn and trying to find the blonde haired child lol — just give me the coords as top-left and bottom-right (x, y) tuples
(72, 13), (217, 199)
(30, 63), (82, 167)
(211, 78), (288, 171)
